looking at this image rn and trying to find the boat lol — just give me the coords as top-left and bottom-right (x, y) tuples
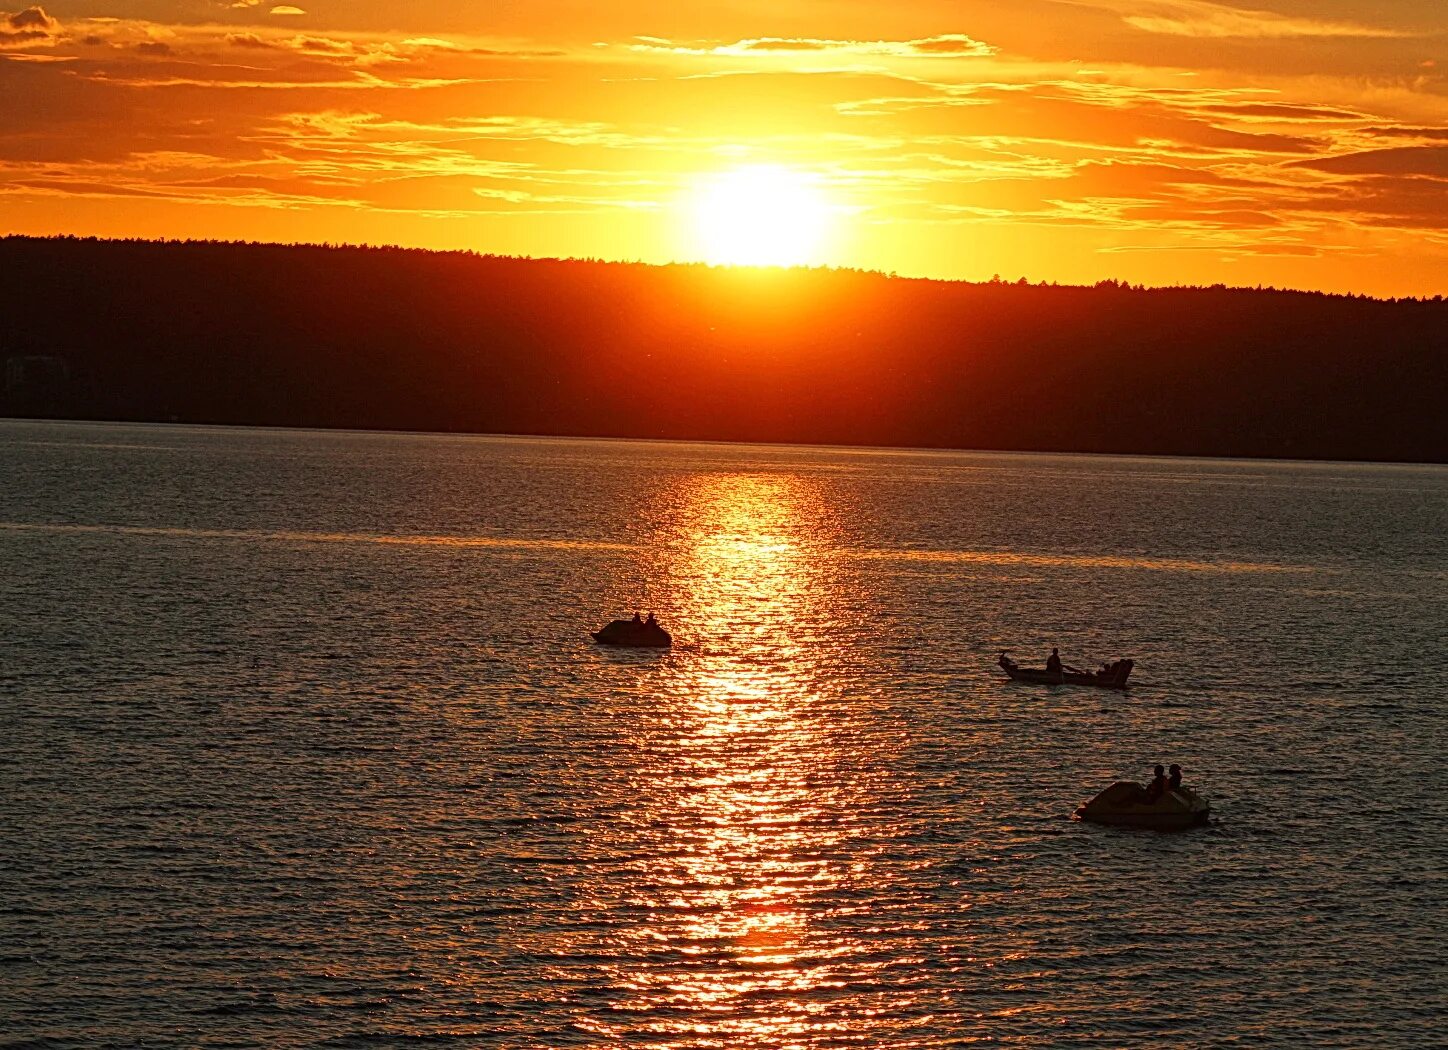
(1075, 781), (1210, 831)
(998, 651), (1133, 689)
(592, 617), (672, 648)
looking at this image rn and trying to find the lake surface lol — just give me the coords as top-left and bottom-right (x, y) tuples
(2, 420), (1445, 1048)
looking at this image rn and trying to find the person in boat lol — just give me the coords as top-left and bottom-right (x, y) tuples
(1143, 764), (1169, 802)
(1168, 764), (1183, 790)
(1046, 648), (1062, 674)
(631, 612), (643, 626)
(644, 612), (658, 629)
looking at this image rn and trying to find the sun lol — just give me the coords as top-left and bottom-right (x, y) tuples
(689, 166), (835, 268)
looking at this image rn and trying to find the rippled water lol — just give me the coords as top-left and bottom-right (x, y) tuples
(2, 420), (1445, 1047)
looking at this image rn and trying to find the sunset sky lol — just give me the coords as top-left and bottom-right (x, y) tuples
(2, 1), (1445, 296)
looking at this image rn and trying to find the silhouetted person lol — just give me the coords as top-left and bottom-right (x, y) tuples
(645, 612), (657, 628)
(1144, 764), (1169, 802)
(1046, 648), (1062, 674)
(1168, 764), (1182, 790)
(632, 612), (643, 625)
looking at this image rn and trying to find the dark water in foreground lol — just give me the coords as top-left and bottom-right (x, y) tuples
(2, 421), (1446, 1048)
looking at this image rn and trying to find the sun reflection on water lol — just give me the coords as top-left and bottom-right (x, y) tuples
(590, 474), (889, 1044)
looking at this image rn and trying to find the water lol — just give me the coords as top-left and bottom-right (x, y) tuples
(2, 420), (1445, 1047)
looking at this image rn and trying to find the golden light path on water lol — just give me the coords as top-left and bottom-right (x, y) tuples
(583, 473), (902, 1045)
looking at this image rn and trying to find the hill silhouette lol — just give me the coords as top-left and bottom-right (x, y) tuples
(1, 235), (1444, 461)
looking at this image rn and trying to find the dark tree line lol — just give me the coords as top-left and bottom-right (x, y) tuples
(1, 235), (1444, 461)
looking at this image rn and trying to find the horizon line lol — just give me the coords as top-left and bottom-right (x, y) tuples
(4, 232), (1441, 304)
(5, 416), (1446, 470)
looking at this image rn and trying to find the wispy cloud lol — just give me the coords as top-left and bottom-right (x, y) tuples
(227, 0), (306, 12)
(1292, 145), (1448, 178)
(1058, 0), (1413, 39)
(629, 34), (996, 59)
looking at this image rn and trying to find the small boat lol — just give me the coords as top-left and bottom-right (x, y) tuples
(998, 651), (1133, 689)
(1075, 781), (1210, 831)
(592, 617), (672, 648)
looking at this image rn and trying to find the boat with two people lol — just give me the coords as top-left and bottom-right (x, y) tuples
(592, 611), (672, 648)
(998, 649), (1133, 689)
(1075, 764), (1210, 830)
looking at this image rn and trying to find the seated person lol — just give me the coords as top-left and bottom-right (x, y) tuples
(1045, 648), (1063, 674)
(1143, 764), (1169, 802)
(631, 612), (643, 626)
(1168, 764), (1182, 790)
(644, 612), (658, 628)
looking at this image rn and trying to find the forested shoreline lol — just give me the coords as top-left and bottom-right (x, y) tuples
(2, 235), (1444, 462)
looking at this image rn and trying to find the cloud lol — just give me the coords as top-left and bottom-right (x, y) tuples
(80, 70), (474, 90)
(4, 13), (540, 90)
(472, 185), (661, 211)
(1292, 146), (1448, 179)
(631, 34), (997, 60)
(6, 4), (50, 29)
(1095, 241), (1331, 257)
(229, 0), (306, 11)
(1362, 127), (1448, 143)
(401, 37), (564, 58)
(290, 35), (351, 55)
(5, 175), (368, 211)
(226, 32), (275, 49)
(908, 36), (999, 56)
(213, 30), (557, 63)
(1, 5), (59, 48)
(1060, 0), (1410, 39)
(1195, 103), (1367, 122)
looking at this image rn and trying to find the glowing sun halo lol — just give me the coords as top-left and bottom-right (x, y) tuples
(690, 166), (834, 268)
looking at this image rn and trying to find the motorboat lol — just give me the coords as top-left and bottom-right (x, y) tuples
(998, 651), (1133, 689)
(1075, 781), (1210, 830)
(592, 617), (672, 648)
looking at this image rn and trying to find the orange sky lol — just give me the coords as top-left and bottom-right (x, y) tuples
(2, 1), (1445, 296)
